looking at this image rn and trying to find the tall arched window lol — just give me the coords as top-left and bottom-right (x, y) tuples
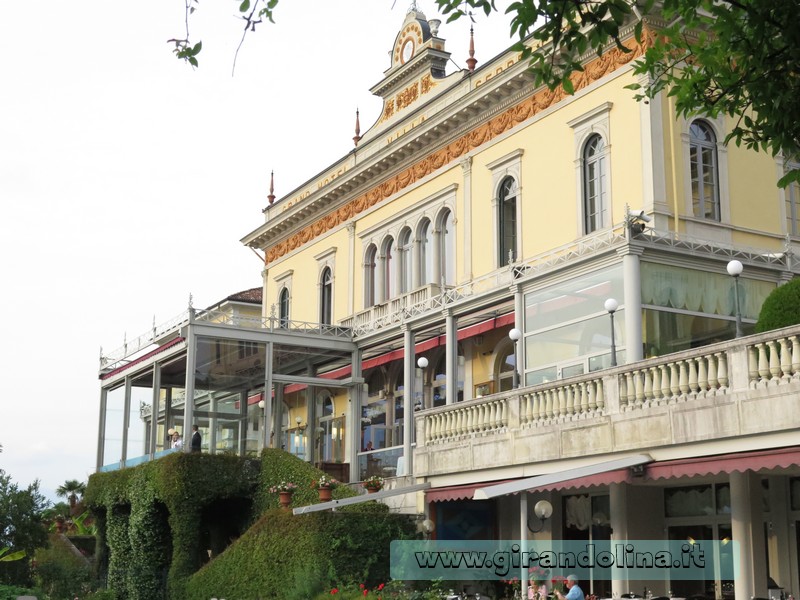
(364, 244), (377, 308)
(419, 219), (433, 285)
(583, 134), (607, 233)
(398, 227), (413, 293)
(690, 120), (720, 221)
(320, 267), (332, 324)
(498, 176), (517, 266)
(439, 209), (456, 285)
(279, 287), (289, 328)
(383, 236), (396, 299)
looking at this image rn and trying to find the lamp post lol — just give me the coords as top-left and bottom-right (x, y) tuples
(417, 357), (428, 411)
(604, 298), (619, 367)
(727, 259), (744, 338)
(509, 328), (522, 389)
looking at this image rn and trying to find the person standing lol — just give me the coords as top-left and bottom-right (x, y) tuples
(171, 430), (183, 451)
(191, 425), (202, 453)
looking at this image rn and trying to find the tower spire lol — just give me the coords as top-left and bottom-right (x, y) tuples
(353, 108), (362, 147)
(466, 24), (477, 73)
(267, 170), (275, 205)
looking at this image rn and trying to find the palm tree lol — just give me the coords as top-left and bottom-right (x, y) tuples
(56, 479), (86, 509)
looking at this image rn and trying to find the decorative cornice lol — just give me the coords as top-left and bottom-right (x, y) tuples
(265, 36), (648, 265)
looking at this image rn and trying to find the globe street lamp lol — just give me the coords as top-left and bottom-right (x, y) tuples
(726, 259), (744, 338)
(604, 298), (619, 367)
(508, 328), (522, 389)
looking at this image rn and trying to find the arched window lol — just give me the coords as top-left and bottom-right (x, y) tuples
(364, 244), (377, 308)
(383, 236), (397, 299)
(498, 176), (517, 266)
(496, 343), (516, 392)
(398, 227), (413, 294)
(279, 287), (289, 328)
(418, 219), (433, 285)
(689, 120), (720, 221)
(583, 134), (607, 233)
(320, 267), (332, 325)
(439, 209), (456, 286)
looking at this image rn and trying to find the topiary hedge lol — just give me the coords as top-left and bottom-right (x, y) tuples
(183, 508), (415, 600)
(85, 449), (414, 600)
(756, 277), (800, 333)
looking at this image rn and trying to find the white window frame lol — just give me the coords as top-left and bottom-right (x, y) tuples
(487, 149), (524, 268)
(314, 248), (336, 324)
(682, 116), (730, 223)
(568, 102), (613, 237)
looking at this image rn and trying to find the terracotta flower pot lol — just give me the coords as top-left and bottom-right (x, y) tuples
(279, 491), (294, 508)
(318, 486), (332, 502)
(367, 486), (380, 494)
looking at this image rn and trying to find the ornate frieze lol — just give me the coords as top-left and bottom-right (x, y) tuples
(265, 37), (647, 264)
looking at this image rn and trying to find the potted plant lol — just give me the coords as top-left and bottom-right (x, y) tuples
(311, 474), (338, 502)
(362, 475), (384, 493)
(269, 481), (298, 508)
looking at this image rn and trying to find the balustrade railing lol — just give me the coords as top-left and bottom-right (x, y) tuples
(520, 377), (605, 426)
(418, 324), (800, 447)
(748, 333), (800, 387)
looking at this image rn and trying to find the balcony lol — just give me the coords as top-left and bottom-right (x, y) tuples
(414, 324), (800, 477)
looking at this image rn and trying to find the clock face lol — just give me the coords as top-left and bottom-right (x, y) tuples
(401, 39), (415, 64)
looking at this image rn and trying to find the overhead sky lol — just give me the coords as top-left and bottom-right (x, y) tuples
(0, 0), (514, 501)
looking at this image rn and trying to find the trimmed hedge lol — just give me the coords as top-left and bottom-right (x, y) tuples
(756, 277), (800, 332)
(184, 508), (415, 600)
(86, 449), (414, 600)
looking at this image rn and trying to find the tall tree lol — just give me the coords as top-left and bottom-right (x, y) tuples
(55, 480), (86, 510)
(432, 0), (800, 184)
(0, 470), (48, 586)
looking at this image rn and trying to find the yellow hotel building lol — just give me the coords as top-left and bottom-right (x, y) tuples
(97, 6), (800, 599)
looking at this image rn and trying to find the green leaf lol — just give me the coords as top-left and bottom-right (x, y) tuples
(240, 0), (250, 12)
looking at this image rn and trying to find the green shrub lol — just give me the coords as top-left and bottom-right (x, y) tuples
(0, 583), (43, 600)
(33, 534), (92, 600)
(756, 277), (800, 333)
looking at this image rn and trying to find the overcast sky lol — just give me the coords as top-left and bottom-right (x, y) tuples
(0, 0), (513, 501)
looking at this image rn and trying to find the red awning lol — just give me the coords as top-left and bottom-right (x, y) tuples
(426, 447), (800, 503)
(644, 446), (800, 481)
(427, 479), (519, 502)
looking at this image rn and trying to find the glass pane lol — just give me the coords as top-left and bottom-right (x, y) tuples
(103, 385), (125, 467)
(665, 485), (713, 517)
(716, 483), (731, 514)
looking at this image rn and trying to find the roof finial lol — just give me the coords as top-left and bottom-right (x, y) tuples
(353, 108), (362, 147)
(408, 0), (418, 13)
(267, 170), (276, 205)
(466, 24), (478, 73)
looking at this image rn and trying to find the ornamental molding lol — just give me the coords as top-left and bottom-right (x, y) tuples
(265, 36), (648, 265)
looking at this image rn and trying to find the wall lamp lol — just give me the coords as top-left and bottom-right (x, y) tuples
(528, 499), (554, 533)
(295, 416), (306, 432)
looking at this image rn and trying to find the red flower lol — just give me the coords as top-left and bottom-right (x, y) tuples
(330, 588), (338, 594)
(360, 583), (365, 589)
(363, 591), (368, 597)
(377, 583), (385, 590)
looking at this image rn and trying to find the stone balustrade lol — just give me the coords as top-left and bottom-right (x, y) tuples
(414, 324), (800, 477)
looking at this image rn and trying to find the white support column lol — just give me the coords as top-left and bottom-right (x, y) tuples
(621, 247), (644, 363)
(403, 326), (415, 474)
(348, 348), (362, 480)
(96, 388), (108, 470)
(121, 376), (132, 463)
(730, 470), (768, 600)
(521, 492), (529, 600)
(445, 311), (457, 404)
(460, 157), (473, 282)
(238, 390), (247, 455)
(209, 393), (217, 454)
(432, 228), (443, 287)
(149, 363), (161, 456)
(514, 285), (525, 384)
(347, 222), (356, 315)
(274, 383), (284, 451)
(263, 341), (274, 449)
(610, 482), (629, 596)
(182, 318), (197, 453)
